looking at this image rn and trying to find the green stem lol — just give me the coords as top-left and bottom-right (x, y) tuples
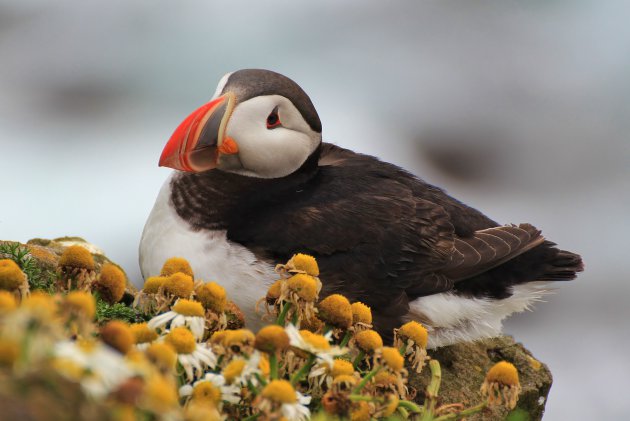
(339, 330), (352, 348)
(290, 354), (315, 385)
(269, 352), (278, 379)
(420, 359), (442, 421)
(276, 302), (292, 326)
(352, 366), (380, 393)
(349, 394), (384, 403)
(352, 350), (365, 369)
(432, 401), (488, 421)
(398, 399), (423, 414)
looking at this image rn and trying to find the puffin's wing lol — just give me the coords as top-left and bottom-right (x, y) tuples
(441, 223), (545, 281)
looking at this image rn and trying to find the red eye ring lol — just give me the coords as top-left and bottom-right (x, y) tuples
(266, 106), (281, 129)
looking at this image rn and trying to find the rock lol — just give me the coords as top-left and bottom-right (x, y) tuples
(408, 336), (552, 420)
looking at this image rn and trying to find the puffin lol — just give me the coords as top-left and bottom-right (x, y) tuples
(139, 69), (583, 347)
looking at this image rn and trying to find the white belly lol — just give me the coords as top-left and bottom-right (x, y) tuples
(139, 175), (277, 330)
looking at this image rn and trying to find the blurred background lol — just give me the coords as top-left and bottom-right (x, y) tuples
(1, 1), (628, 418)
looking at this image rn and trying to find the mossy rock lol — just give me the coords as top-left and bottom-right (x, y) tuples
(408, 336), (551, 420)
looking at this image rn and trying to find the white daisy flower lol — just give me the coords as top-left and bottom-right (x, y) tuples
(179, 372), (242, 407)
(285, 323), (347, 366)
(222, 351), (266, 388)
(148, 298), (206, 340)
(164, 326), (217, 381)
(256, 380), (311, 421)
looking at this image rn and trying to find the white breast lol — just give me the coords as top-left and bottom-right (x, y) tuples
(139, 175), (277, 330)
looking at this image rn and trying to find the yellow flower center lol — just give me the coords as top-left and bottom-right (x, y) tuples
(254, 325), (290, 353)
(0, 291), (17, 311)
(332, 374), (357, 390)
(373, 371), (397, 387)
(163, 273), (194, 298)
(286, 274), (319, 302)
(224, 329), (255, 347)
(485, 361), (520, 387)
(165, 327), (197, 354)
(130, 323), (159, 344)
(317, 294), (352, 329)
(100, 321), (134, 354)
(0, 339), (19, 366)
(22, 292), (56, 317)
(355, 330), (383, 353)
(266, 279), (283, 301)
(383, 394), (400, 417)
(195, 282), (227, 313)
(172, 299), (205, 317)
(209, 330), (228, 345)
(288, 253), (319, 276)
(0, 259), (26, 291)
(192, 381), (222, 405)
(144, 375), (178, 412)
(261, 380), (297, 404)
(143, 276), (166, 294)
(222, 359), (246, 384)
(332, 359), (355, 378)
(351, 302), (372, 325)
(95, 263), (126, 304)
(160, 257), (194, 278)
(259, 353), (270, 377)
(300, 330), (330, 350)
(350, 401), (371, 421)
(397, 321), (428, 349)
(146, 343), (177, 371)
(380, 347), (404, 371)
(58, 245), (95, 270)
(65, 291), (96, 319)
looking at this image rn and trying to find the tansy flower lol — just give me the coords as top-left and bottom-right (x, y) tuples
(0, 259), (29, 299)
(255, 379), (311, 421)
(179, 372), (241, 408)
(130, 323), (159, 350)
(163, 273), (194, 299)
(145, 342), (177, 374)
(374, 347), (408, 398)
(279, 273), (322, 325)
(480, 361), (521, 409)
(394, 321), (429, 374)
(100, 321), (135, 354)
(350, 302), (373, 331)
(148, 298), (206, 340)
(57, 245), (96, 290)
(195, 282), (228, 330)
(164, 326), (216, 381)
(160, 257), (194, 278)
(317, 294), (353, 330)
(93, 263), (126, 304)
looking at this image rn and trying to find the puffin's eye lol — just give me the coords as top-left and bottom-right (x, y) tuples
(266, 106), (281, 129)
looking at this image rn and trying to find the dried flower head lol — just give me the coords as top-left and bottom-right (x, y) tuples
(141, 374), (179, 413)
(143, 276), (166, 294)
(94, 263), (126, 304)
(163, 273), (194, 298)
(145, 342), (177, 373)
(255, 325), (290, 354)
(354, 330), (383, 354)
(57, 245), (97, 290)
(0, 259), (27, 292)
(317, 294), (353, 329)
(64, 291), (96, 319)
(100, 320), (135, 354)
(332, 359), (355, 378)
(374, 346), (408, 398)
(287, 253), (320, 276)
(481, 361), (521, 409)
(160, 257), (194, 278)
(195, 282), (227, 313)
(223, 329), (256, 356)
(350, 302), (372, 331)
(58, 245), (95, 270)
(286, 274), (319, 302)
(130, 323), (159, 347)
(222, 358), (247, 385)
(256, 379), (311, 421)
(394, 320), (429, 374)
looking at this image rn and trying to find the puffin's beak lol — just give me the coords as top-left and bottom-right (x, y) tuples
(159, 92), (238, 172)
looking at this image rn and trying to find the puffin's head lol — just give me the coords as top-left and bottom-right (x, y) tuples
(159, 69), (322, 178)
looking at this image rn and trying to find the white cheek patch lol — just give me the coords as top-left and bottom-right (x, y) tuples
(225, 95), (321, 178)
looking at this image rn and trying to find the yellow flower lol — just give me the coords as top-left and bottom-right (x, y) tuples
(58, 245), (95, 270)
(394, 321), (429, 374)
(0, 259), (26, 291)
(64, 291), (96, 319)
(101, 321), (135, 354)
(287, 253), (320, 276)
(222, 359), (247, 384)
(396, 321), (428, 348)
(160, 257), (194, 278)
(286, 274), (319, 302)
(0, 339), (19, 366)
(256, 380), (311, 421)
(22, 291), (57, 318)
(379, 347), (404, 371)
(130, 323), (159, 346)
(262, 380), (297, 404)
(0, 290), (17, 311)
(317, 294), (352, 329)
(481, 361), (521, 409)
(331, 359), (355, 378)
(266, 279), (283, 302)
(143, 276), (166, 294)
(350, 401), (372, 421)
(195, 282), (227, 313)
(163, 273), (194, 298)
(149, 298), (206, 339)
(184, 402), (222, 421)
(94, 263), (126, 304)
(165, 326), (196, 354)
(145, 342), (177, 373)
(223, 329), (256, 355)
(192, 381), (222, 405)
(164, 327), (217, 381)
(255, 325), (290, 354)
(354, 330), (383, 353)
(142, 375), (179, 413)
(351, 302), (372, 327)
